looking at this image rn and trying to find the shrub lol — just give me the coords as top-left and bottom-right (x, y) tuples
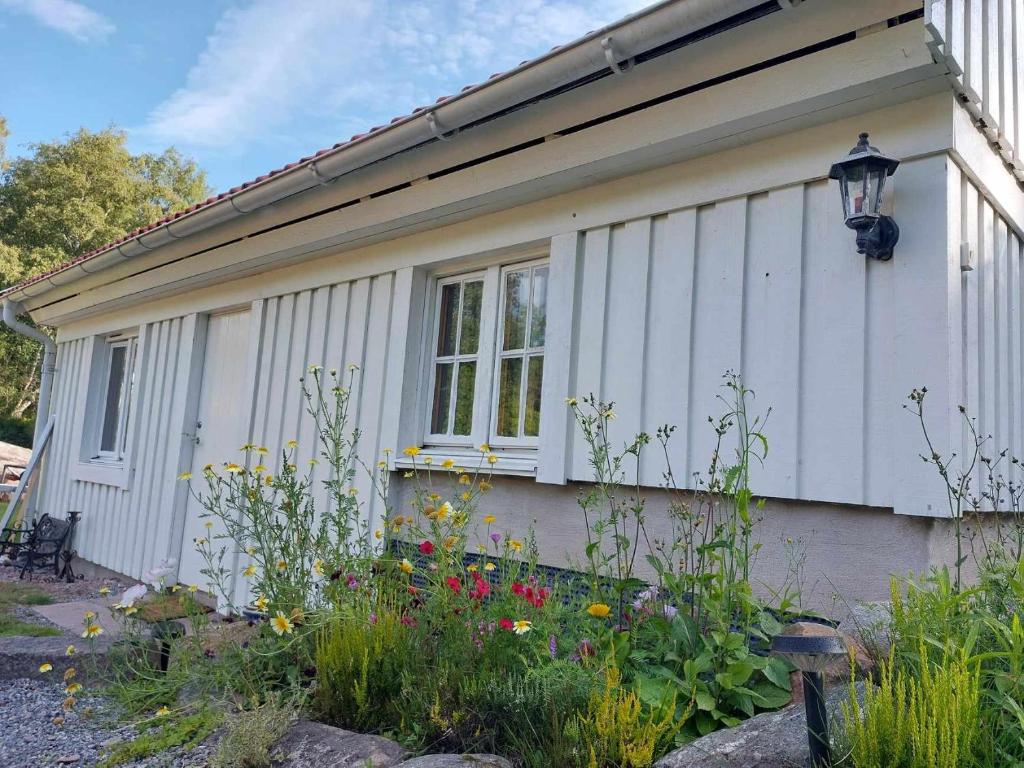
(212, 694), (296, 768)
(0, 415), (32, 448)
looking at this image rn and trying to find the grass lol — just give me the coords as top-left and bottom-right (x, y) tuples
(98, 707), (223, 768)
(0, 580), (61, 637)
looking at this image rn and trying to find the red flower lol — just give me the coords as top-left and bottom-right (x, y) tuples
(511, 582), (525, 596)
(499, 618), (514, 631)
(446, 576), (462, 595)
(419, 540), (434, 555)
(400, 615), (418, 628)
(469, 576), (490, 601)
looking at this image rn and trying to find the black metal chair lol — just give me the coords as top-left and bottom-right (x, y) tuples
(1, 511), (81, 581)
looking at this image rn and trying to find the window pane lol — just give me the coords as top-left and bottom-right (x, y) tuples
(119, 341), (138, 455)
(100, 346), (127, 452)
(453, 361), (476, 435)
(501, 270), (529, 350)
(496, 357), (522, 437)
(524, 356), (543, 437)
(459, 280), (483, 355)
(529, 266), (548, 348)
(430, 363), (453, 434)
(436, 283), (459, 356)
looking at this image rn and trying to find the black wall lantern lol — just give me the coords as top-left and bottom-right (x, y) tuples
(828, 132), (900, 260)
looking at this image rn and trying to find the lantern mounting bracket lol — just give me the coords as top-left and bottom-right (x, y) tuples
(853, 214), (899, 261)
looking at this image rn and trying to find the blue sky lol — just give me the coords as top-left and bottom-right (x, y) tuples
(1, 0), (651, 194)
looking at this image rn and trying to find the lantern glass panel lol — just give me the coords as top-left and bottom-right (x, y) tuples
(843, 163), (866, 219)
(865, 163), (887, 216)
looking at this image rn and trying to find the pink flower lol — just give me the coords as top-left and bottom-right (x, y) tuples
(511, 582), (525, 596)
(499, 618), (514, 631)
(419, 540), (434, 555)
(446, 576), (462, 595)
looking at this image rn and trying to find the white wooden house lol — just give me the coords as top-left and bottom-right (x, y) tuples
(3, 0), (1023, 606)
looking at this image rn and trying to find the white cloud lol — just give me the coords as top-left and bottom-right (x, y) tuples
(0, 0), (113, 42)
(140, 0), (652, 152)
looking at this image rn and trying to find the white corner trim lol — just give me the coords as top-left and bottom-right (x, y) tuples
(70, 460), (131, 490)
(393, 449), (537, 478)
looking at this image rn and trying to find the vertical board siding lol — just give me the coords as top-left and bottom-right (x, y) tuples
(38, 318), (195, 579)
(927, 0), (1024, 175)
(957, 167), (1024, 505)
(562, 180), (900, 508)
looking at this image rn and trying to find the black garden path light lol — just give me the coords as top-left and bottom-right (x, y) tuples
(772, 622), (849, 768)
(828, 132), (901, 261)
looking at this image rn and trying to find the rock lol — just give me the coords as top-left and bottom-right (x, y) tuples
(653, 682), (865, 768)
(396, 756), (513, 768)
(272, 719), (408, 767)
(839, 602), (891, 657)
(56, 754), (80, 763)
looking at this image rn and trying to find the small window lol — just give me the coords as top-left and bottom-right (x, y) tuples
(94, 335), (138, 462)
(424, 257), (548, 451)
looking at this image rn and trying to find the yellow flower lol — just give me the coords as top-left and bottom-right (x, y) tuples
(487, 454), (498, 465)
(508, 539), (523, 552)
(39, 663), (52, 673)
(443, 536), (458, 551)
(308, 364), (323, 374)
(483, 515), (496, 524)
(436, 502), (451, 522)
(308, 459), (319, 466)
(65, 682), (83, 695)
(479, 444), (490, 453)
(253, 595), (269, 612)
(399, 558), (414, 575)
(466, 565), (478, 573)
(442, 459), (455, 469)
(240, 444), (255, 452)
(188, 584), (199, 594)
(63, 667), (76, 681)
(225, 463), (243, 474)
(124, 606), (138, 616)
(98, 587), (110, 596)
(65, 645), (76, 657)
(312, 559), (324, 576)
(461, 491), (471, 502)
(565, 397), (578, 406)
(479, 481), (492, 492)
(587, 603), (612, 619)
(270, 611), (294, 636)
(195, 537), (207, 547)
(403, 471), (413, 478)
(512, 620), (532, 635)
(204, 521), (214, 529)
(383, 448), (393, 455)
(377, 460), (387, 469)
(374, 529), (383, 540)
(264, 475), (274, 485)
(484, 562), (496, 572)
(256, 446), (269, 455)
(286, 439), (298, 449)
(242, 564), (257, 578)
(81, 625), (103, 639)
(171, 584), (181, 593)
(253, 464), (267, 474)
(347, 487), (358, 496)
(276, 559), (287, 571)
(62, 696), (76, 711)
(458, 474), (471, 486)
(155, 706), (170, 717)
(477, 544), (487, 553)
(83, 611), (96, 621)
(423, 456), (433, 465)
(176, 471), (192, 481)
(403, 446), (421, 458)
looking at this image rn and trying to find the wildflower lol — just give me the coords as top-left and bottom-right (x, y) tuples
(479, 481), (492, 492)
(312, 559), (324, 576)
(62, 697), (76, 711)
(481, 514), (496, 526)
(246, 546), (257, 555)
(458, 474), (471, 486)
(446, 577), (462, 595)
(466, 564), (478, 573)
(308, 364), (323, 374)
(487, 454), (498, 465)
(253, 464), (267, 474)
(264, 475), (274, 485)
(513, 620), (532, 635)
(65, 645), (76, 657)
(171, 585), (181, 593)
(242, 564), (257, 578)
(81, 625), (103, 639)
(204, 521), (214, 530)
(565, 397), (578, 406)
(271, 612), (294, 636)
(177, 471), (192, 481)
(156, 706), (170, 717)
(508, 539), (523, 553)
(479, 444), (490, 452)
(345, 574), (358, 590)
(442, 459), (455, 469)
(39, 663), (52, 673)
(418, 540), (435, 555)
(348, 362), (360, 372)
(383, 448), (393, 455)
(98, 587), (110, 596)
(253, 595), (269, 612)
(276, 559), (287, 571)
(64, 667), (76, 681)
(195, 537), (208, 547)
(602, 409), (617, 420)
(225, 463), (243, 474)
(65, 683), (83, 695)
(469, 574), (490, 601)
(460, 491), (471, 502)
(587, 603), (612, 619)
(83, 611), (96, 621)
(443, 536), (458, 551)
(490, 532), (501, 545)
(348, 487), (358, 496)
(287, 439), (298, 449)
(377, 460), (387, 469)
(484, 562), (496, 572)
(549, 635), (558, 659)
(511, 582), (525, 596)
(374, 529), (383, 540)
(499, 618), (514, 631)
(124, 606), (139, 617)
(436, 502), (451, 521)
(399, 559), (414, 575)
(188, 584), (199, 594)
(403, 446), (421, 458)
(255, 446), (269, 455)
(423, 456), (433, 465)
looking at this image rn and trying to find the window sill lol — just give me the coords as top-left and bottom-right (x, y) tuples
(393, 449), (537, 477)
(70, 461), (131, 489)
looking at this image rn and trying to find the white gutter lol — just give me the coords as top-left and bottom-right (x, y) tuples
(3, 0), (770, 306)
(2, 299), (57, 451)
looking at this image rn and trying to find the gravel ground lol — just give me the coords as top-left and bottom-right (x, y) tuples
(0, 565), (136, 602)
(0, 678), (215, 767)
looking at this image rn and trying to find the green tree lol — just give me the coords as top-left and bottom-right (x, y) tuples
(0, 124), (209, 420)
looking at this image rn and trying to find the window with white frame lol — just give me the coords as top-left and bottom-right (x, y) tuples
(425, 257), (548, 451)
(93, 334), (139, 462)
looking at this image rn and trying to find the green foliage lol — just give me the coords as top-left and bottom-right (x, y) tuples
(0, 581), (59, 637)
(842, 646), (980, 768)
(211, 695), (296, 768)
(0, 122), (209, 419)
(98, 707), (222, 768)
(0, 414), (33, 447)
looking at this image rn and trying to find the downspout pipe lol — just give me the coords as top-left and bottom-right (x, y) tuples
(2, 299), (57, 450)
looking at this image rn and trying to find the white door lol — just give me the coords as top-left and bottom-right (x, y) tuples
(179, 310), (251, 590)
